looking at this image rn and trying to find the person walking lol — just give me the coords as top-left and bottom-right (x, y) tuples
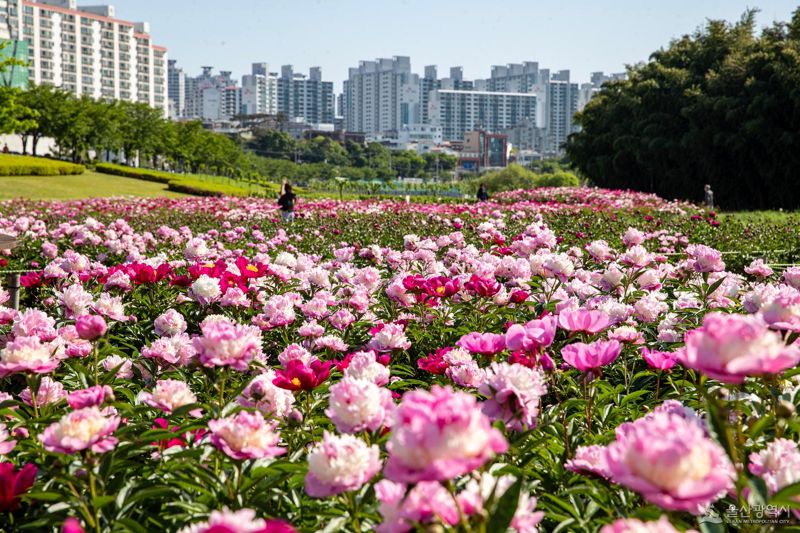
(704, 184), (714, 210)
(477, 183), (489, 202)
(278, 183), (297, 223)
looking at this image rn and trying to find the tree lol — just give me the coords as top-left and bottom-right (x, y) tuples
(16, 83), (70, 155)
(249, 128), (297, 160)
(567, 9), (800, 210)
(479, 164), (536, 193)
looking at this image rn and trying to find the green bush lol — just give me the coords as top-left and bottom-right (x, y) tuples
(0, 154), (85, 176)
(477, 164), (537, 193)
(94, 163), (173, 184)
(167, 178), (249, 197)
(535, 171), (581, 188)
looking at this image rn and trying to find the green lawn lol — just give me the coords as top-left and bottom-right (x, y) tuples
(0, 171), (189, 200)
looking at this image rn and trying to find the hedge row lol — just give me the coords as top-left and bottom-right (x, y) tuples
(95, 163), (249, 197)
(0, 154), (85, 176)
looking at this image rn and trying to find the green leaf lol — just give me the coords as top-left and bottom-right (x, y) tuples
(487, 476), (523, 533)
(770, 480), (800, 508)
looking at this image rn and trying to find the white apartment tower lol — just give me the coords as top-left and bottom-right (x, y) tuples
(343, 56), (420, 134)
(429, 89), (538, 141)
(1, 0), (168, 114)
(241, 62), (277, 115)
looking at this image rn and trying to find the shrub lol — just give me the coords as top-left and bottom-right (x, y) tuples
(535, 171), (581, 188)
(0, 154), (85, 176)
(167, 178), (249, 197)
(94, 163), (173, 184)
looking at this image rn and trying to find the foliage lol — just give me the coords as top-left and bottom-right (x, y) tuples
(534, 171), (580, 188)
(567, 8), (800, 210)
(0, 153), (85, 176)
(95, 163), (253, 197)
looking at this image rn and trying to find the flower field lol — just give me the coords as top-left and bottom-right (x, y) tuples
(0, 187), (799, 532)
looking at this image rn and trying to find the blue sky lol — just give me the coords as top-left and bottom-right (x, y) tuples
(111, 0), (797, 89)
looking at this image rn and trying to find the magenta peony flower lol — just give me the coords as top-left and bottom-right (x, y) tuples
(383, 386), (507, 483)
(604, 411), (734, 514)
(0, 336), (59, 377)
(504, 315), (557, 353)
(558, 309), (610, 334)
(601, 516), (693, 533)
(561, 340), (621, 372)
(39, 406), (120, 454)
(74, 315), (107, 341)
(305, 431), (381, 497)
(479, 362), (547, 431)
(455, 332), (506, 356)
(681, 312), (800, 383)
(67, 385), (114, 409)
(193, 318), (263, 371)
(326, 377), (394, 434)
(208, 410), (285, 460)
(641, 347), (678, 370)
(0, 462), (37, 512)
(138, 379), (200, 416)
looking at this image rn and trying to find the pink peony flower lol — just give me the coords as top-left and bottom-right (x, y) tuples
(75, 315), (107, 341)
(504, 315), (557, 353)
(0, 423), (16, 455)
(19, 376), (67, 406)
(479, 362), (547, 431)
(561, 340), (622, 372)
(680, 312), (800, 383)
(237, 371), (296, 419)
(455, 332), (506, 356)
(383, 386), (507, 483)
(193, 319), (263, 371)
(326, 377), (394, 434)
(374, 480), (459, 533)
(138, 379), (200, 416)
(565, 444), (611, 479)
(12, 309), (56, 341)
(177, 508), (296, 533)
(558, 308), (610, 334)
(604, 411), (734, 514)
(685, 244), (725, 273)
(748, 438), (800, 495)
(67, 385), (114, 409)
(744, 258), (774, 278)
(641, 347), (678, 370)
(344, 350), (390, 386)
(305, 431), (381, 497)
(208, 410), (285, 460)
(367, 323), (411, 352)
(39, 406), (120, 454)
(601, 516), (693, 533)
(153, 309), (187, 337)
(101, 354), (133, 378)
(0, 336), (59, 377)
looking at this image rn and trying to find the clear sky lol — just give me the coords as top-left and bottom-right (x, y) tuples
(110, 0), (797, 90)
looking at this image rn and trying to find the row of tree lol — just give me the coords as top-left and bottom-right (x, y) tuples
(566, 8), (800, 210)
(249, 128), (458, 179)
(0, 83), (248, 175)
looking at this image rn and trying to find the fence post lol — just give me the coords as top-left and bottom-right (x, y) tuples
(7, 273), (20, 311)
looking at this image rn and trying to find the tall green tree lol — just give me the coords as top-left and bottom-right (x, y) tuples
(566, 9), (800, 210)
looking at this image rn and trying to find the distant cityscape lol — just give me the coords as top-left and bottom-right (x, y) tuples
(1, 0), (627, 163)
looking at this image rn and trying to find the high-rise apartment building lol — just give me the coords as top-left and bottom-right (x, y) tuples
(277, 65), (334, 125)
(1, 0), (168, 114)
(167, 58), (184, 118)
(183, 66), (241, 121)
(429, 89), (538, 141)
(343, 56), (420, 134)
(241, 62), (277, 115)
